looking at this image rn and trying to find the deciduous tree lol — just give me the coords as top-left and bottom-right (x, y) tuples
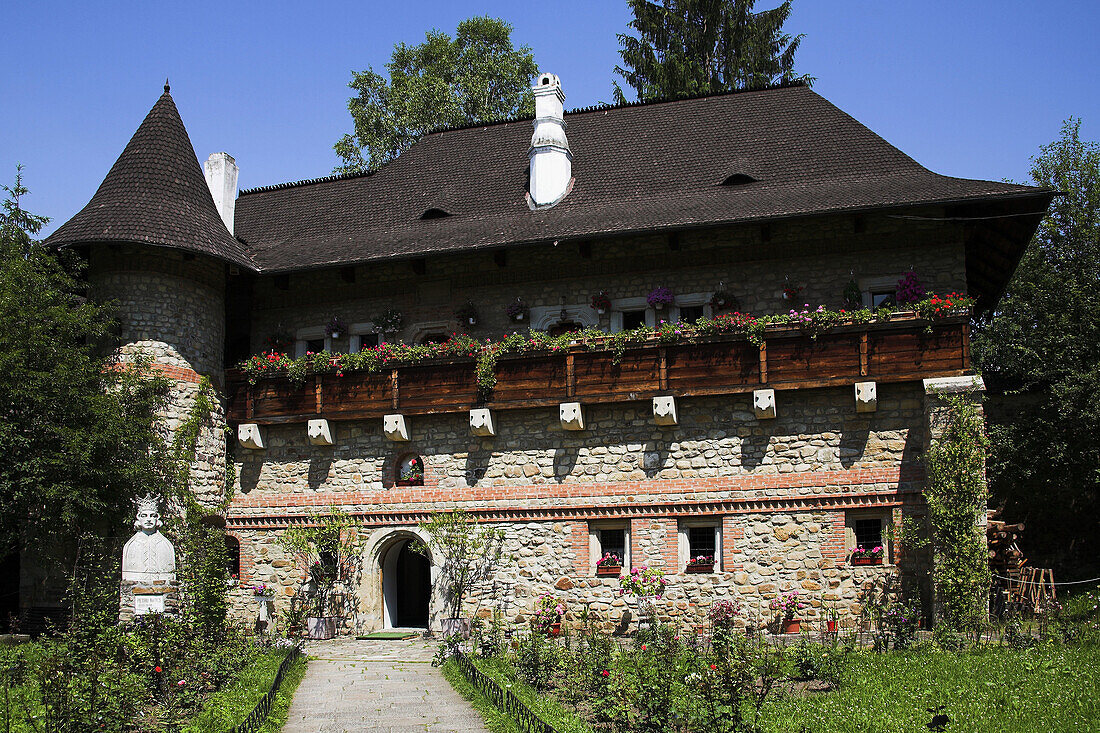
(973, 118), (1100, 579)
(334, 17), (538, 174)
(0, 167), (171, 556)
(613, 0), (812, 104)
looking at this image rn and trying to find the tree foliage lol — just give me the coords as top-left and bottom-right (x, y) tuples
(0, 167), (171, 555)
(972, 118), (1100, 578)
(415, 508), (504, 618)
(334, 16), (538, 174)
(612, 0), (812, 104)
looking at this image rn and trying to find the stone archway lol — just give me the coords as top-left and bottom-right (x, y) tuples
(361, 528), (438, 631)
(381, 538), (431, 628)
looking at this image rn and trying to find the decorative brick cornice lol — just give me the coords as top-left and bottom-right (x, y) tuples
(106, 361), (203, 384)
(227, 464), (926, 530)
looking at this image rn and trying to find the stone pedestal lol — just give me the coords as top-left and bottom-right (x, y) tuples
(119, 580), (181, 623)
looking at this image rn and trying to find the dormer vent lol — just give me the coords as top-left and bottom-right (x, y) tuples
(528, 73), (573, 208)
(420, 207), (451, 220)
(720, 173), (757, 186)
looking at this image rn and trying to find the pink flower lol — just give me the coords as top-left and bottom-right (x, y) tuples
(601, 670), (610, 677)
(177, 680), (186, 687)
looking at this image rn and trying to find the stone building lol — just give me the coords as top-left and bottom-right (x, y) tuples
(43, 75), (1052, 633)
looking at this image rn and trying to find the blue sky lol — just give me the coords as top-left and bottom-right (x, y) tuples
(3, 1), (1097, 237)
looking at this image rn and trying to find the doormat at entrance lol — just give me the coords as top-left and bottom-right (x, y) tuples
(357, 631), (421, 640)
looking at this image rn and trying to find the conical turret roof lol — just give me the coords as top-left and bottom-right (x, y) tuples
(47, 84), (253, 268)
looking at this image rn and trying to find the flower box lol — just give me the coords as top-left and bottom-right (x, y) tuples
(596, 565), (621, 577)
(781, 619), (801, 634)
(851, 556), (883, 566)
(686, 563), (714, 574)
(548, 622), (561, 637)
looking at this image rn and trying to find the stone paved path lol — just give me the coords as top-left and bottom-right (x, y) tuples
(282, 636), (490, 733)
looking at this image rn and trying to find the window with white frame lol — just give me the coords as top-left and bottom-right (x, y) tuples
(679, 519), (721, 571)
(610, 297), (655, 333)
(859, 275), (901, 309)
(294, 327), (330, 357)
(672, 292), (713, 325)
(349, 322), (386, 353)
(590, 521), (629, 572)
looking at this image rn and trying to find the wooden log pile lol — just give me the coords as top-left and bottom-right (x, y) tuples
(987, 509), (1056, 611)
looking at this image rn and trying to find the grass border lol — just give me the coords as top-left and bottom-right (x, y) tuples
(257, 651), (307, 733)
(441, 657), (520, 733)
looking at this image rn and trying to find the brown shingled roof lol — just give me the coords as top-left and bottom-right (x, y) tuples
(46, 85), (253, 269)
(235, 84), (1051, 275)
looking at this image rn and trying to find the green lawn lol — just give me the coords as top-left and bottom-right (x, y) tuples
(184, 647), (307, 733)
(761, 645), (1100, 733)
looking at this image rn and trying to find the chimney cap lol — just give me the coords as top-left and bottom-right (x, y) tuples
(534, 73), (562, 91)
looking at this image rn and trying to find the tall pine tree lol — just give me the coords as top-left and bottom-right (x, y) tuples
(613, 0), (811, 104)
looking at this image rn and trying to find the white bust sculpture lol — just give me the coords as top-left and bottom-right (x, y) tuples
(122, 495), (176, 582)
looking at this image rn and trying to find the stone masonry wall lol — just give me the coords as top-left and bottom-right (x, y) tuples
(249, 211), (966, 351)
(227, 383), (927, 632)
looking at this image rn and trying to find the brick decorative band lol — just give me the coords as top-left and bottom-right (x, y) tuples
(106, 362), (203, 383)
(227, 466), (925, 530)
(229, 465), (924, 512)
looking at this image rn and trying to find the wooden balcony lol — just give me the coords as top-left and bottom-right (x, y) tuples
(225, 316), (970, 424)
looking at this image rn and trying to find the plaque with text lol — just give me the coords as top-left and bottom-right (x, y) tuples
(133, 594), (166, 615)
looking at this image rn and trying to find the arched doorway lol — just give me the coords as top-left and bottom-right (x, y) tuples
(381, 539), (431, 628)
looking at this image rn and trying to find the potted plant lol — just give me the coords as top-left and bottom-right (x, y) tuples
(371, 308), (403, 334)
(276, 507), (363, 639)
(595, 551), (622, 577)
(264, 329), (294, 353)
(455, 300), (479, 327)
(414, 508), (505, 639)
(686, 554), (715, 574)
(782, 281), (804, 300)
(851, 544), (884, 565)
(252, 582), (276, 624)
(895, 271), (925, 307)
(325, 315), (348, 339)
(647, 286), (674, 310)
(590, 291), (612, 314)
(769, 590), (806, 634)
(709, 288), (738, 313)
(532, 594), (566, 636)
(618, 565), (667, 628)
(396, 455), (424, 486)
(505, 297), (530, 323)
(843, 278), (863, 309)
(825, 605), (839, 633)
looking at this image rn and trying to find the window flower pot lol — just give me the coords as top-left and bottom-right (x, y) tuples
(596, 565), (621, 577)
(686, 563), (714, 574)
(852, 556), (883, 566)
(548, 622), (561, 637)
(307, 616), (337, 639)
(597, 308), (607, 315)
(781, 618), (801, 634)
(826, 620), (837, 633)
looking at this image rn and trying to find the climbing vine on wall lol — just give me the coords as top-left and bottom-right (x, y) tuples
(924, 394), (991, 631)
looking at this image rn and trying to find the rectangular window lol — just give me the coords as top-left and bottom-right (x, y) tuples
(590, 522), (629, 573)
(688, 526), (716, 557)
(680, 521), (721, 572)
(305, 338), (325, 354)
(870, 291), (895, 308)
(356, 333), (380, 352)
(621, 309), (646, 330)
(678, 305), (705, 324)
(854, 518), (883, 550)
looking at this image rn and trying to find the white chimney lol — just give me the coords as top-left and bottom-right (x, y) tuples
(203, 152), (239, 235)
(528, 73), (572, 207)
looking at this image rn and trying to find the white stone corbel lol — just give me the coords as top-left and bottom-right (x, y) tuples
(469, 408), (496, 437)
(559, 402), (585, 431)
(753, 389), (776, 420)
(383, 414), (409, 442)
(652, 395), (678, 426)
(923, 375), (986, 395)
(238, 423), (265, 450)
(307, 419), (334, 446)
(854, 381), (878, 413)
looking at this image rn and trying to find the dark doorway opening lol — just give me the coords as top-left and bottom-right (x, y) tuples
(384, 539), (430, 628)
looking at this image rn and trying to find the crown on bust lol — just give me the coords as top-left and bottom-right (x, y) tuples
(135, 494), (160, 514)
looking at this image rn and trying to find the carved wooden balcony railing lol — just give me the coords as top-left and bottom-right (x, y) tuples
(225, 315), (970, 424)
